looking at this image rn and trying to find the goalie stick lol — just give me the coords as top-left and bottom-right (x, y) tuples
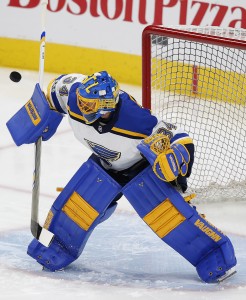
(31, 0), (54, 247)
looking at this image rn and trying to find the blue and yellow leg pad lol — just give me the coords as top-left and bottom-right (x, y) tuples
(122, 166), (236, 283)
(27, 158), (121, 271)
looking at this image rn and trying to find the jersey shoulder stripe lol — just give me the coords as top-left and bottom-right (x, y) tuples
(67, 105), (86, 123)
(67, 84), (87, 123)
(111, 127), (148, 139)
(46, 78), (56, 110)
(47, 75), (67, 113)
(114, 92), (158, 137)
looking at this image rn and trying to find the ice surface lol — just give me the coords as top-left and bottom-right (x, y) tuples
(0, 67), (246, 300)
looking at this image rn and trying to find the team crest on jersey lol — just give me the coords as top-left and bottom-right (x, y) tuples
(59, 85), (69, 96)
(163, 122), (177, 130)
(63, 76), (77, 84)
(85, 139), (121, 167)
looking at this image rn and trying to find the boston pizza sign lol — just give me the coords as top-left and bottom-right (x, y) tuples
(7, 0), (246, 28)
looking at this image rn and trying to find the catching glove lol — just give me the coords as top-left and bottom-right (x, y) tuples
(137, 134), (190, 182)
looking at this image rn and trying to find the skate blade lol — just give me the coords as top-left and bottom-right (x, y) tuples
(218, 267), (237, 283)
(42, 267), (64, 272)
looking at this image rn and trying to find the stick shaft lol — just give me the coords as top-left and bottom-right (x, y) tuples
(31, 138), (42, 238)
(39, 0), (48, 89)
(31, 0), (48, 239)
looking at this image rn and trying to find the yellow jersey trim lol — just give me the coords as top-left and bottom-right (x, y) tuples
(46, 78), (56, 110)
(67, 105), (85, 122)
(111, 127), (148, 139)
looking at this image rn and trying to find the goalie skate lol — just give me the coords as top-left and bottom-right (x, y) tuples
(218, 267), (237, 283)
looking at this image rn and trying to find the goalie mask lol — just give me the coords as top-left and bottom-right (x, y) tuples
(76, 71), (120, 124)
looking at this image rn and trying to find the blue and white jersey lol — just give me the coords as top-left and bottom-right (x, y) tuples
(47, 74), (193, 171)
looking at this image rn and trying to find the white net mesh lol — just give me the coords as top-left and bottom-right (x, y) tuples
(146, 26), (246, 202)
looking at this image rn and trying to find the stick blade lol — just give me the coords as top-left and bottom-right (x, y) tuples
(31, 219), (54, 247)
(31, 219), (42, 239)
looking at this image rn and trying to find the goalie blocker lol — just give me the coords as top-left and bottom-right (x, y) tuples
(27, 157), (236, 283)
(6, 84), (63, 146)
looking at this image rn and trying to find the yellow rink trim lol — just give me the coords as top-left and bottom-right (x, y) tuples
(2, 38), (245, 103)
(143, 198), (186, 238)
(152, 59), (246, 105)
(0, 37), (142, 85)
(62, 192), (99, 231)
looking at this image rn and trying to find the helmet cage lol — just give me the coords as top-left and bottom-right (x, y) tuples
(76, 71), (119, 124)
(76, 92), (116, 115)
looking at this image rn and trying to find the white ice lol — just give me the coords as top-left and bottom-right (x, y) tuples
(0, 67), (246, 300)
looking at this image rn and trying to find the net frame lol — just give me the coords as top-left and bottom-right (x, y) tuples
(142, 25), (246, 201)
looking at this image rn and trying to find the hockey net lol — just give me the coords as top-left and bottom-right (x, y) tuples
(142, 26), (246, 202)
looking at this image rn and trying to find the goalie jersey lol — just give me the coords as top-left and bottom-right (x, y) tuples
(46, 73), (194, 174)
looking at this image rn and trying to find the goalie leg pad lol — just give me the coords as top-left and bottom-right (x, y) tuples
(122, 166), (236, 283)
(27, 158), (121, 271)
(196, 238), (237, 283)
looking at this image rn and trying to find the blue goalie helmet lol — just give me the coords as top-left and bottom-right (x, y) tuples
(76, 71), (120, 124)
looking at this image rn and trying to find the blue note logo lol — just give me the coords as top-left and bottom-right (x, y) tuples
(85, 139), (121, 167)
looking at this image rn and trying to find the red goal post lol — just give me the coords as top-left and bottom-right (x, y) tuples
(142, 25), (246, 201)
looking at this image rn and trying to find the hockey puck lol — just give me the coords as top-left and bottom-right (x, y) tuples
(10, 71), (22, 83)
